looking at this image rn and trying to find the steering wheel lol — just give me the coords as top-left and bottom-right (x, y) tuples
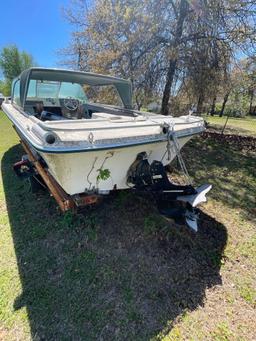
(63, 97), (80, 111)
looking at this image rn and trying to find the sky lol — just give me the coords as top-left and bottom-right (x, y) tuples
(0, 0), (74, 68)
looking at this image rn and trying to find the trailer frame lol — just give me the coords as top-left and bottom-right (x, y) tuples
(14, 126), (101, 212)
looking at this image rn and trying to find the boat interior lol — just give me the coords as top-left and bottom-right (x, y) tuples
(24, 99), (136, 121)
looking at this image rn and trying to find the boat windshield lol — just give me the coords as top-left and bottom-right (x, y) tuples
(27, 80), (88, 102)
(22, 76), (127, 120)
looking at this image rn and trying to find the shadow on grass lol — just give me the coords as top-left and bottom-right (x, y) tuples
(182, 137), (256, 221)
(2, 144), (227, 340)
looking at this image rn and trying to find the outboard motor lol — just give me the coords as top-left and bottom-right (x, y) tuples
(127, 153), (196, 196)
(127, 152), (212, 231)
(127, 152), (152, 188)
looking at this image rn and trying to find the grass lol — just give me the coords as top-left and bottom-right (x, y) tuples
(203, 115), (256, 136)
(0, 111), (255, 340)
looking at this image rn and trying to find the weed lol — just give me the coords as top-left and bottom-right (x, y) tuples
(211, 322), (234, 341)
(97, 168), (111, 182)
(237, 281), (256, 307)
(143, 214), (165, 235)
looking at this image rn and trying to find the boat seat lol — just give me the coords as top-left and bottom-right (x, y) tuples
(81, 103), (91, 119)
(91, 112), (141, 123)
(40, 111), (66, 121)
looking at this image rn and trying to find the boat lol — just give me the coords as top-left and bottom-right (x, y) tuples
(2, 67), (205, 193)
(2, 68), (211, 230)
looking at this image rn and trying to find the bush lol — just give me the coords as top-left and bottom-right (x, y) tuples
(223, 104), (247, 118)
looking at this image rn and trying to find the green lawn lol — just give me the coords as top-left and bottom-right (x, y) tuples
(203, 115), (256, 136)
(0, 111), (255, 340)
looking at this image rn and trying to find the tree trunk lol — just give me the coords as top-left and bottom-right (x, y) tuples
(248, 89), (254, 115)
(137, 102), (142, 111)
(197, 94), (204, 115)
(135, 94), (142, 111)
(161, 59), (177, 115)
(77, 49), (82, 70)
(210, 96), (217, 116)
(161, 0), (189, 115)
(219, 92), (229, 117)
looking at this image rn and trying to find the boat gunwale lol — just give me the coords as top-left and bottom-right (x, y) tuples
(2, 102), (205, 154)
(3, 101), (204, 131)
(36, 116), (204, 132)
(12, 125), (205, 154)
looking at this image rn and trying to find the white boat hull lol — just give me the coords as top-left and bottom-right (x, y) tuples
(2, 101), (204, 195)
(40, 136), (191, 195)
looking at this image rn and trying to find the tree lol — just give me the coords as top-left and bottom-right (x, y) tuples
(62, 0), (256, 114)
(225, 58), (256, 117)
(159, 0), (255, 115)
(245, 57), (256, 115)
(0, 80), (11, 96)
(160, 0), (189, 115)
(0, 45), (35, 95)
(219, 66), (232, 117)
(62, 0), (165, 107)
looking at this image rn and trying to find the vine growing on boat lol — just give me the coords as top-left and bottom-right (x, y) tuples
(96, 168), (111, 182)
(96, 152), (114, 183)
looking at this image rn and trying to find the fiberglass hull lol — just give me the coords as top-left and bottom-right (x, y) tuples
(39, 136), (191, 195)
(2, 101), (204, 195)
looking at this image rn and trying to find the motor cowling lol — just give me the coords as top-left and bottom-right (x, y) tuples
(127, 152), (152, 188)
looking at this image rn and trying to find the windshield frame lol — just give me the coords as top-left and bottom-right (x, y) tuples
(18, 68), (132, 109)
